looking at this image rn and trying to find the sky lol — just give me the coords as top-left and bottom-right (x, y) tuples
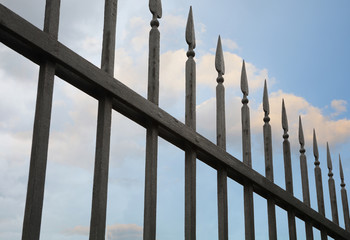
(0, 0), (350, 239)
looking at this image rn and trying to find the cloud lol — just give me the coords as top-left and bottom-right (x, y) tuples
(64, 223), (143, 240)
(331, 99), (347, 117)
(222, 38), (239, 51)
(196, 86), (350, 160)
(64, 225), (89, 236)
(107, 223), (142, 240)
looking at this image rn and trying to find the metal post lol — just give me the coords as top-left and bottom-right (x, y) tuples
(281, 100), (297, 240)
(215, 36), (228, 240)
(22, 1), (60, 239)
(241, 60), (255, 240)
(185, 6), (196, 240)
(144, 1), (161, 239)
(263, 80), (277, 240)
(299, 116), (314, 240)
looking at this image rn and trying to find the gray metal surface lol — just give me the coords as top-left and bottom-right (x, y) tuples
(1, 1), (350, 240)
(185, 6), (196, 240)
(299, 117), (314, 240)
(263, 80), (277, 240)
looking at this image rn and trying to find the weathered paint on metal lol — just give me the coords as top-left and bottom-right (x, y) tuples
(22, 1), (60, 239)
(327, 143), (339, 225)
(185, 7), (196, 240)
(263, 80), (277, 240)
(281, 100), (297, 240)
(339, 155), (350, 231)
(241, 60), (255, 240)
(144, 1), (162, 239)
(1, 2), (350, 239)
(89, 1), (117, 239)
(313, 130), (327, 240)
(299, 116), (314, 240)
(215, 36), (228, 240)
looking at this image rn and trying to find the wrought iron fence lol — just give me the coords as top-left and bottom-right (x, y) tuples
(0, 0), (349, 239)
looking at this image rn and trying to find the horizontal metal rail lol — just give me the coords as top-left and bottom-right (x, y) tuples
(1, 4), (350, 239)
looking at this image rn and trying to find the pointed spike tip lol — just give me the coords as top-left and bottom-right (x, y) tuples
(241, 60), (249, 96)
(263, 80), (269, 114)
(149, 0), (162, 18)
(339, 155), (344, 181)
(298, 116), (305, 146)
(327, 142), (333, 170)
(215, 35), (225, 75)
(313, 129), (319, 159)
(185, 6), (196, 49)
(281, 99), (288, 131)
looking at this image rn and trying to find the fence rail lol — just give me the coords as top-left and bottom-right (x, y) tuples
(1, 0), (350, 239)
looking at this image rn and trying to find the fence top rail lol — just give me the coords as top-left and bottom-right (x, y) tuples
(1, 3), (350, 239)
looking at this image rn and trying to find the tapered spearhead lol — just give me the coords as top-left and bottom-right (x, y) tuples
(298, 116), (304, 147)
(263, 80), (269, 115)
(339, 155), (345, 184)
(149, 0), (162, 18)
(327, 142), (333, 171)
(313, 129), (319, 160)
(215, 35), (225, 76)
(186, 6), (196, 49)
(282, 99), (288, 132)
(241, 60), (249, 96)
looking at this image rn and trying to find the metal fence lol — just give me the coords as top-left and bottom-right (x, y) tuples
(0, 0), (350, 239)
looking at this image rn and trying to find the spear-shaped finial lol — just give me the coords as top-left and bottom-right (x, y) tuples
(241, 60), (249, 98)
(298, 116), (305, 148)
(149, 0), (162, 19)
(340, 155), (345, 187)
(281, 99), (288, 136)
(186, 6), (196, 51)
(327, 143), (333, 177)
(313, 129), (319, 164)
(263, 80), (269, 118)
(339, 154), (350, 231)
(215, 36), (225, 81)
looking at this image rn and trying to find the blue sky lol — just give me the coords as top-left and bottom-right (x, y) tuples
(0, 0), (350, 239)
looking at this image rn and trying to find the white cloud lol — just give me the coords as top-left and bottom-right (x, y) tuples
(107, 223), (142, 240)
(331, 99), (347, 117)
(222, 38), (239, 51)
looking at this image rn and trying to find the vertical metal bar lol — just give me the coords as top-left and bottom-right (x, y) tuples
(89, 2), (117, 239)
(326, 143), (339, 225)
(241, 60), (255, 240)
(298, 117), (314, 240)
(339, 155), (350, 231)
(144, 1), (161, 239)
(262, 80), (277, 240)
(22, 1), (60, 239)
(313, 130), (328, 240)
(215, 36), (228, 240)
(281, 100), (297, 240)
(185, 6), (196, 240)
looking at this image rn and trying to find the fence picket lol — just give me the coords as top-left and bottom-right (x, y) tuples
(22, 1), (60, 239)
(339, 155), (350, 231)
(89, 1), (117, 239)
(185, 6), (196, 240)
(327, 143), (339, 225)
(281, 100), (297, 240)
(263, 80), (277, 240)
(313, 130), (327, 240)
(144, 1), (162, 239)
(241, 60), (255, 240)
(2, 1), (350, 239)
(215, 36), (228, 240)
(298, 117), (314, 240)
